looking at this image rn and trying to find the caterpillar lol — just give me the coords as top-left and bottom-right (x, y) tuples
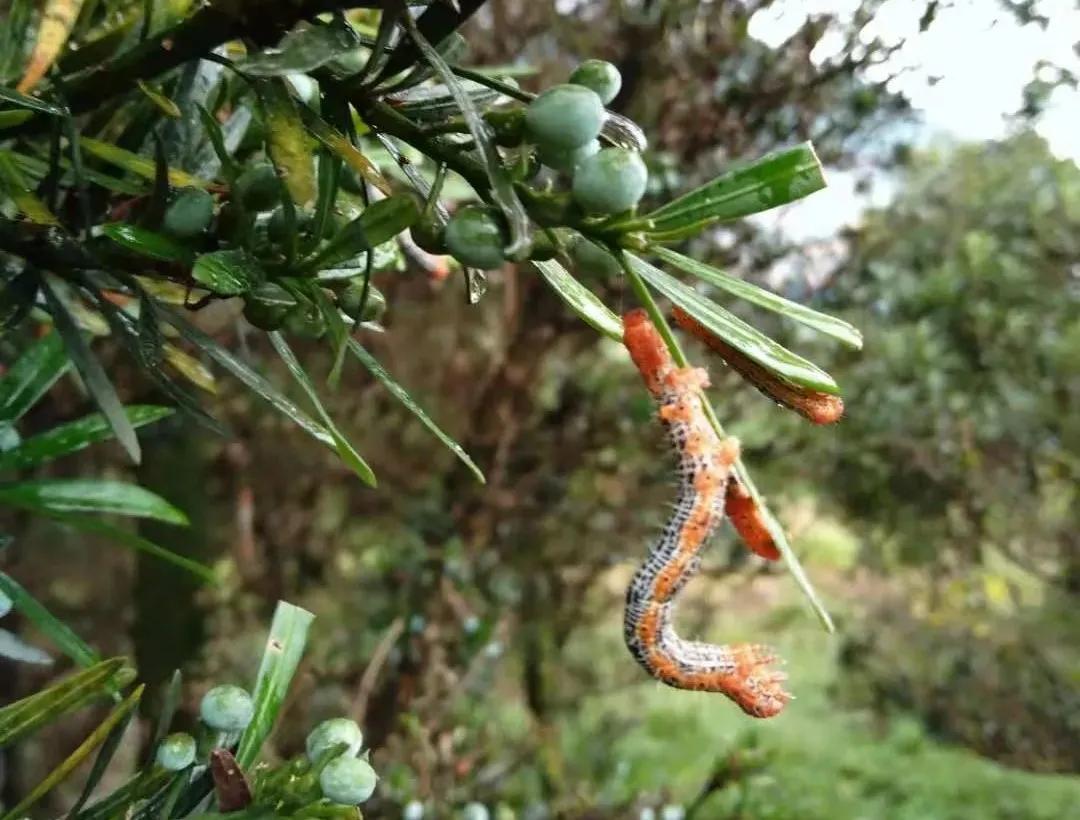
(672, 307), (844, 426)
(622, 309), (791, 718)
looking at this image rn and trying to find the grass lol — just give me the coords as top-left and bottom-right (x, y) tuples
(556, 576), (1080, 819)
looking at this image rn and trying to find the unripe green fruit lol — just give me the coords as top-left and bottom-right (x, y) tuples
(572, 148), (648, 214)
(234, 163), (281, 212)
(569, 234), (622, 278)
(411, 217), (447, 255)
(319, 755), (378, 805)
(483, 107), (526, 146)
(528, 231), (557, 261)
(155, 732), (196, 771)
(306, 717), (364, 761)
(338, 281), (386, 322)
(525, 84), (604, 150)
(163, 188), (214, 238)
(444, 205), (507, 270)
(538, 138), (600, 173)
(284, 301), (327, 339)
(568, 59), (622, 105)
(200, 685), (254, 732)
(243, 282), (296, 330)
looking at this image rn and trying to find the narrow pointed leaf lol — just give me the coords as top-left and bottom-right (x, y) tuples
(15, 0), (84, 93)
(532, 258), (622, 341)
(101, 223), (193, 263)
(0, 479), (187, 524)
(0, 150), (58, 224)
(42, 512), (214, 581)
(42, 278), (141, 462)
(0, 406), (172, 471)
(1, 685), (144, 820)
(0, 331), (70, 422)
(135, 79), (181, 118)
(651, 246), (863, 349)
(269, 332), (376, 487)
(0, 658), (132, 747)
(0, 84), (65, 115)
(157, 304), (335, 448)
(254, 77), (316, 206)
(66, 693), (140, 820)
(296, 102), (391, 195)
(348, 338), (485, 483)
(305, 193), (419, 272)
(235, 601), (314, 767)
(192, 249), (264, 295)
(645, 143), (826, 232)
(0, 572), (99, 668)
(626, 253), (839, 394)
(79, 137), (209, 188)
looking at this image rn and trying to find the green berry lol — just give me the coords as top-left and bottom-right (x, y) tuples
(243, 282), (297, 330)
(155, 732), (196, 771)
(200, 685), (254, 732)
(283, 300), (327, 339)
(538, 138), (600, 173)
(525, 84), (605, 150)
(319, 755), (378, 804)
(572, 148), (648, 214)
(306, 717), (364, 761)
(163, 188), (214, 238)
(444, 205), (507, 270)
(411, 217), (447, 255)
(338, 282), (386, 322)
(235, 163), (281, 212)
(568, 60), (622, 105)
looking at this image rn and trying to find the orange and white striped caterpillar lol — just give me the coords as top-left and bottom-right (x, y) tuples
(622, 309), (790, 718)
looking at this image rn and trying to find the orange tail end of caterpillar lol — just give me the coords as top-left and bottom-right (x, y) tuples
(671, 307), (844, 425)
(725, 478), (781, 561)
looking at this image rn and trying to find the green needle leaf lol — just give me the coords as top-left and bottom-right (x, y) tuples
(235, 601), (314, 768)
(644, 142), (826, 232)
(0, 406), (173, 471)
(1, 685), (144, 820)
(269, 332), (376, 487)
(0, 331), (70, 423)
(651, 246), (863, 349)
(348, 338), (485, 483)
(0, 479), (188, 524)
(0, 572), (100, 669)
(626, 253), (840, 395)
(532, 258), (623, 341)
(41, 277), (141, 463)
